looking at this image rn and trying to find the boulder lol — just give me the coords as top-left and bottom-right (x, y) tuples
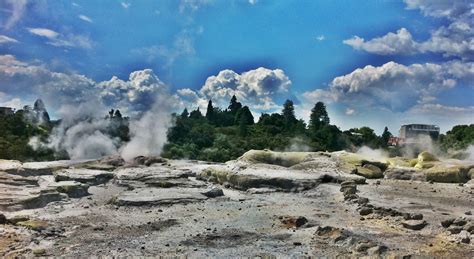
(132, 156), (167, 166)
(417, 151), (439, 162)
(333, 151), (387, 177)
(201, 188), (224, 198)
(0, 213), (6, 224)
(402, 220), (427, 231)
(237, 150), (316, 167)
(16, 219), (49, 231)
(359, 207), (373, 216)
(355, 164), (383, 179)
(414, 151), (439, 169)
(386, 157), (415, 168)
(425, 165), (470, 183)
(468, 168), (474, 180)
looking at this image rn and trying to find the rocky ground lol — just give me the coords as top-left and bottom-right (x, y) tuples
(1, 150), (473, 257)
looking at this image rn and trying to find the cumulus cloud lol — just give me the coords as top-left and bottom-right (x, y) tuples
(344, 28), (418, 55)
(0, 35), (18, 44)
(330, 61), (471, 111)
(176, 67), (292, 112)
(2, 0), (27, 29)
(344, 1), (473, 59)
(0, 55), (96, 109)
(27, 27), (93, 49)
(300, 59), (474, 131)
(97, 69), (171, 115)
(78, 14), (93, 23)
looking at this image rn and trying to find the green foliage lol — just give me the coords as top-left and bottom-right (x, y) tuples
(440, 124), (474, 151)
(0, 110), (55, 161)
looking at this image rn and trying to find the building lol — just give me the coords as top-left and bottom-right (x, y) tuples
(388, 124), (440, 146)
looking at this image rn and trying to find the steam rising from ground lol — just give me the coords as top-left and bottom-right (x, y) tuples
(356, 146), (389, 161)
(46, 101), (119, 160)
(29, 69), (176, 160)
(120, 95), (173, 161)
(283, 137), (311, 152)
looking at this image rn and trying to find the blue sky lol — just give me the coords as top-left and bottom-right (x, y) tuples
(0, 0), (472, 133)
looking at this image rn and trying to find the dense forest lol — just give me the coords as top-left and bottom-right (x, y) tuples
(0, 96), (473, 162)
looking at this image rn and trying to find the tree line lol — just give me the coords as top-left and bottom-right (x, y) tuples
(0, 96), (472, 162)
(162, 95), (398, 162)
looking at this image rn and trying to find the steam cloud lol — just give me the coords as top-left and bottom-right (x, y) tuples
(120, 94), (173, 161)
(29, 69), (176, 161)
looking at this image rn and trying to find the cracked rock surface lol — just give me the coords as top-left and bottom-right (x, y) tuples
(1, 150), (473, 257)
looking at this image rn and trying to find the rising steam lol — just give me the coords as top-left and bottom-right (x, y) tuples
(120, 94), (173, 161)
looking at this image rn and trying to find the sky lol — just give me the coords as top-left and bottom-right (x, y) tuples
(0, 0), (473, 134)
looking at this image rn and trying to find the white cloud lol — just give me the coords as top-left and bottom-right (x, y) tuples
(409, 103), (474, 115)
(131, 29), (197, 66)
(0, 55), (96, 109)
(97, 69), (171, 114)
(344, 28), (418, 55)
(176, 67), (292, 112)
(345, 108), (355, 115)
(299, 59), (474, 132)
(249, 0), (258, 5)
(3, 0), (27, 29)
(78, 14), (93, 23)
(121, 2), (131, 9)
(27, 27), (93, 49)
(316, 35), (325, 41)
(325, 61), (471, 111)
(0, 35), (18, 44)
(27, 27), (59, 38)
(345, 1), (473, 59)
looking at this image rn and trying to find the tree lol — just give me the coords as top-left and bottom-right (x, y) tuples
(228, 95), (242, 114)
(189, 108), (203, 119)
(180, 108), (189, 118)
(114, 109), (122, 119)
(381, 126), (392, 147)
(206, 100), (214, 122)
(282, 99), (297, 128)
(309, 102), (329, 132)
(235, 106), (254, 125)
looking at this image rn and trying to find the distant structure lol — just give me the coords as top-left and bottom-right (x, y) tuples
(0, 107), (14, 116)
(388, 124), (440, 146)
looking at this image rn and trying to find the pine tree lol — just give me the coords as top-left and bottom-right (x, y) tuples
(235, 106), (254, 125)
(206, 100), (214, 122)
(228, 95), (242, 114)
(189, 108), (203, 119)
(381, 126), (392, 147)
(282, 99), (297, 128)
(180, 108), (189, 118)
(309, 102), (329, 132)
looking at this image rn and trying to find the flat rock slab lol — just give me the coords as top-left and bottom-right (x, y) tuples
(54, 168), (114, 185)
(115, 188), (209, 206)
(47, 181), (90, 198)
(0, 160), (22, 173)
